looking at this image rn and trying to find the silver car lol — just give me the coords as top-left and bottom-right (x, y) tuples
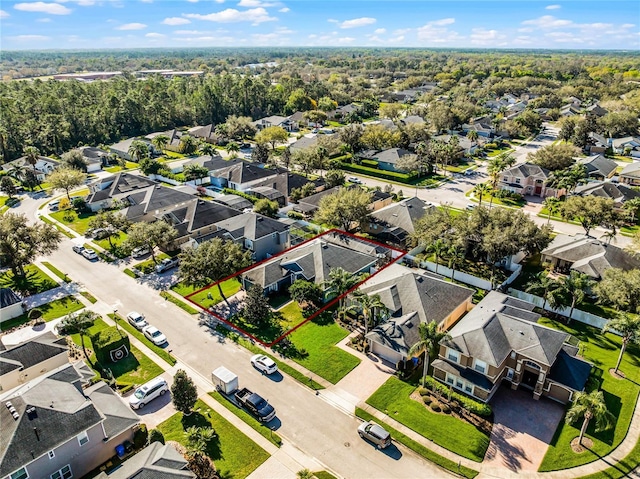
(358, 421), (391, 449)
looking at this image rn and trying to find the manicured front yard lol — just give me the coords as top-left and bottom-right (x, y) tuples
(41, 261), (71, 282)
(366, 377), (491, 462)
(94, 231), (129, 258)
(50, 209), (96, 234)
(68, 318), (164, 386)
(0, 264), (59, 294)
(176, 277), (242, 310)
(0, 296), (84, 331)
(157, 399), (270, 479)
(538, 318), (640, 472)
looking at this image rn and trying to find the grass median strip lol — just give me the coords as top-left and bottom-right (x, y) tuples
(41, 261), (71, 283)
(80, 291), (97, 304)
(109, 313), (177, 366)
(160, 291), (199, 314)
(355, 407), (479, 479)
(40, 215), (75, 238)
(209, 391), (282, 447)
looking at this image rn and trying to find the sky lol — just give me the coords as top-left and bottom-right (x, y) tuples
(1, 0), (639, 51)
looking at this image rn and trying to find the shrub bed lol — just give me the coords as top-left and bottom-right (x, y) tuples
(423, 376), (492, 417)
(222, 188), (258, 204)
(361, 159), (379, 168)
(340, 162), (418, 183)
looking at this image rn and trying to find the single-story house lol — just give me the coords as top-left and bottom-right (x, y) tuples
(576, 154), (617, 180)
(76, 146), (108, 173)
(612, 136), (640, 158)
(289, 135), (319, 152)
(293, 186), (341, 216)
(574, 181), (640, 210)
(541, 233), (640, 280)
(241, 236), (378, 295)
(188, 124), (217, 143)
(145, 129), (183, 152)
(0, 288), (24, 324)
(498, 163), (563, 198)
(585, 103), (608, 117)
(249, 185), (286, 207)
(372, 148), (414, 173)
(362, 196), (434, 247)
(210, 161), (278, 192)
(108, 138), (140, 160)
(432, 291), (592, 404)
(330, 103), (359, 120)
(433, 134), (477, 156)
(620, 162), (640, 186)
(85, 173), (159, 212)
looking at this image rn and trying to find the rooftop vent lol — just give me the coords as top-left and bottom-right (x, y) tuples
(26, 407), (37, 420)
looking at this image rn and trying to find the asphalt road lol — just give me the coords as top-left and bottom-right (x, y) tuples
(44, 236), (449, 478)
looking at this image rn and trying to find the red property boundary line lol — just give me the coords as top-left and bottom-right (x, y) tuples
(183, 228), (407, 347)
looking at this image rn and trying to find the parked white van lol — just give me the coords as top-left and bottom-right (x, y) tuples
(129, 377), (168, 409)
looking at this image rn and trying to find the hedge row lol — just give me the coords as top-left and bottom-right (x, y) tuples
(361, 159), (379, 168)
(340, 162), (417, 183)
(221, 188), (258, 204)
(422, 376), (493, 417)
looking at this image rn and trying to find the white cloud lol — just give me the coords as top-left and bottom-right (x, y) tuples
(279, 7), (289, 12)
(14, 2), (71, 15)
(545, 4), (561, 9)
(55, 0), (95, 5)
(340, 17), (376, 29)
(141, 0), (153, 3)
(238, 0), (277, 6)
(522, 15), (573, 28)
(388, 35), (404, 44)
(12, 34), (51, 40)
(336, 36), (355, 44)
(174, 29), (207, 34)
(186, 0), (198, 2)
(162, 17), (190, 25)
(116, 22), (147, 30)
(374, 28), (386, 34)
(275, 26), (294, 34)
(621, 24), (635, 29)
(145, 32), (165, 37)
(469, 27), (507, 46)
(327, 18), (338, 24)
(0, 9), (10, 18)
(393, 28), (411, 35)
(417, 18), (461, 43)
(184, 7), (276, 24)
(37, 17), (52, 22)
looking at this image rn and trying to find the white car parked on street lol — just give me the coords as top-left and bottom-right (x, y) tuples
(126, 311), (148, 330)
(250, 354), (278, 375)
(143, 325), (167, 346)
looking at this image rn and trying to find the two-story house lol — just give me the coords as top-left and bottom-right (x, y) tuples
(252, 115), (298, 132)
(213, 212), (290, 261)
(359, 263), (474, 364)
(362, 197), (434, 247)
(2, 156), (61, 182)
(432, 291), (592, 404)
(498, 163), (562, 198)
(0, 361), (139, 479)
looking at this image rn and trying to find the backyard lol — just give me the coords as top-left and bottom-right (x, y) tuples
(538, 318), (640, 472)
(157, 399), (269, 479)
(366, 376), (491, 462)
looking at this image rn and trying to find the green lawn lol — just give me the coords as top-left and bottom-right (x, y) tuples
(0, 296), (84, 331)
(356, 407), (479, 479)
(80, 291), (98, 304)
(160, 291), (200, 314)
(41, 261), (71, 282)
(110, 313), (177, 366)
(40, 215), (75, 238)
(486, 147), (514, 157)
(50, 209), (97, 234)
(620, 224), (639, 237)
(95, 232), (130, 258)
(365, 377), (490, 462)
(69, 317), (164, 386)
(209, 391), (282, 447)
(104, 161), (138, 172)
(538, 318), (640, 472)
(157, 399), (270, 479)
(173, 278), (242, 310)
(283, 303), (361, 384)
(0, 264), (59, 295)
(577, 437), (640, 479)
(134, 253), (171, 274)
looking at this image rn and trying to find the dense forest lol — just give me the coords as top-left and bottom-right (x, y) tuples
(1, 48), (639, 162)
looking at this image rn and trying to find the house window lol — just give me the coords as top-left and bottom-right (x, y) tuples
(48, 450), (55, 459)
(503, 177), (508, 182)
(456, 378), (463, 389)
(510, 351), (516, 360)
(446, 375), (454, 385)
(447, 349), (460, 363)
(474, 359), (487, 374)
(464, 384), (473, 393)
(515, 178), (521, 184)
(244, 239), (253, 250)
(506, 368), (514, 380)
(77, 431), (89, 446)
(50, 465), (72, 479)
(524, 360), (541, 370)
(10, 468), (28, 479)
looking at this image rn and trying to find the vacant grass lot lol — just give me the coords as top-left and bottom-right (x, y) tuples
(157, 399), (269, 479)
(175, 277), (242, 309)
(0, 264), (58, 295)
(538, 318), (640, 472)
(366, 377), (490, 462)
(69, 317), (163, 386)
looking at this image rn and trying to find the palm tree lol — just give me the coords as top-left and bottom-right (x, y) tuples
(324, 267), (362, 312)
(347, 291), (388, 337)
(227, 142), (240, 154)
(128, 140), (150, 162)
(623, 198), (640, 223)
(467, 129), (479, 142)
(526, 272), (561, 311)
(427, 238), (448, 274)
(558, 271), (593, 321)
(447, 244), (465, 281)
(179, 135), (198, 155)
(600, 230), (617, 245)
(544, 197), (561, 225)
(408, 321), (451, 388)
(473, 183), (491, 207)
(565, 390), (615, 447)
(185, 426), (216, 456)
(23, 145), (40, 174)
(603, 313), (640, 374)
(151, 134), (170, 153)
(198, 142), (217, 156)
(59, 311), (98, 364)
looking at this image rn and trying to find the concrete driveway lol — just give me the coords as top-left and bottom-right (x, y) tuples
(483, 384), (565, 473)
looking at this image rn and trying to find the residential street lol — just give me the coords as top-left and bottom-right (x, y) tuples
(41, 236), (449, 478)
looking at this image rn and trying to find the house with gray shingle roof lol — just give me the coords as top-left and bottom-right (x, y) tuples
(498, 162), (563, 198)
(0, 362), (139, 479)
(432, 291), (591, 404)
(576, 154), (617, 180)
(0, 288), (23, 323)
(620, 162), (640, 186)
(214, 212), (290, 261)
(574, 181), (640, 209)
(0, 333), (68, 392)
(361, 264), (474, 364)
(241, 236), (378, 296)
(362, 197), (434, 247)
(97, 442), (194, 479)
(2, 155), (61, 182)
(541, 233), (640, 280)
(612, 136), (640, 158)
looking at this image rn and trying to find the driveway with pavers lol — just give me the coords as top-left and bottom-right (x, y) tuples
(483, 384), (565, 473)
